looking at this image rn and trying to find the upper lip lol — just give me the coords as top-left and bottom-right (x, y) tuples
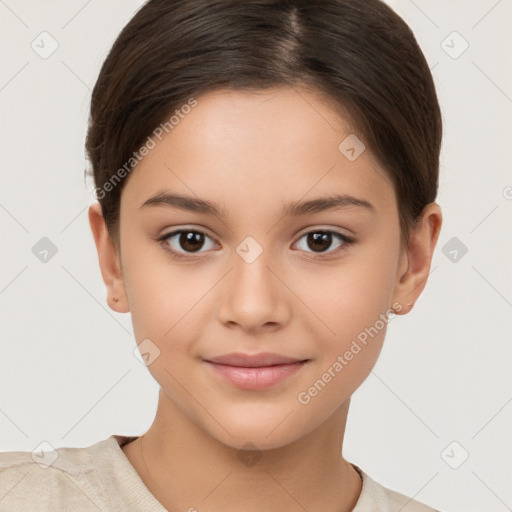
(204, 352), (308, 367)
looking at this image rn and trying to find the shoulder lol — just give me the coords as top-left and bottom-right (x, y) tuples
(0, 437), (118, 512)
(380, 485), (441, 512)
(353, 465), (443, 512)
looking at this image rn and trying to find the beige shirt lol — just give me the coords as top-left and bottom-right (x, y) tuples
(0, 434), (441, 511)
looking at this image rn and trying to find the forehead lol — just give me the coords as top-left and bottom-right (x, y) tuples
(121, 87), (396, 217)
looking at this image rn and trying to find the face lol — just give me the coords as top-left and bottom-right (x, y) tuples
(92, 87), (435, 451)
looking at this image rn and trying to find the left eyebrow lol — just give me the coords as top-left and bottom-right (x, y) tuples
(284, 194), (375, 216)
(139, 192), (375, 219)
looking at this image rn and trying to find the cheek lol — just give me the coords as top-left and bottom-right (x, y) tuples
(121, 236), (202, 343)
(124, 261), (208, 399)
(292, 273), (395, 419)
(128, 275), (199, 345)
(293, 244), (399, 380)
(303, 252), (398, 337)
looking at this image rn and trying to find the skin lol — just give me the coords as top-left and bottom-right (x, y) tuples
(89, 86), (442, 512)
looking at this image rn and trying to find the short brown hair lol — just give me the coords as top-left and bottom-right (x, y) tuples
(85, 0), (442, 249)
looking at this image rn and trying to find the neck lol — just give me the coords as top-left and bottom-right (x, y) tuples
(122, 389), (362, 512)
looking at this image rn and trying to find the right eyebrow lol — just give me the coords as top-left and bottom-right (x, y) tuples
(140, 192), (228, 219)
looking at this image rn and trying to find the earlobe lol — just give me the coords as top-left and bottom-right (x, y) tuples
(88, 202), (129, 313)
(392, 203), (442, 314)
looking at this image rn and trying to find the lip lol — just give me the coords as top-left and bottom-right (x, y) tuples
(205, 352), (307, 367)
(203, 352), (310, 391)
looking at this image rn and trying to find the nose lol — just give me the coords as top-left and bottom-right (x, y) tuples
(217, 248), (290, 333)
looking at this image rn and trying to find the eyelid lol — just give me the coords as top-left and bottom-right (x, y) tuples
(294, 224), (354, 239)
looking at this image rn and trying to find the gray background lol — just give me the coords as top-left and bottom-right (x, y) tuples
(1, 1), (511, 511)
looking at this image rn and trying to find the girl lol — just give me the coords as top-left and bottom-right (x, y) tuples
(0, 1), (444, 510)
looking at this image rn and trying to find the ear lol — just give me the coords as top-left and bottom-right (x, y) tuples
(392, 202), (442, 314)
(88, 202), (129, 313)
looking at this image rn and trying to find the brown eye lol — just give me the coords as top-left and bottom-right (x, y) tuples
(160, 230), (217, 256)
(306, 232), (333, 252)
(178, 231), (205, 252)
(294, 230), (355, 257)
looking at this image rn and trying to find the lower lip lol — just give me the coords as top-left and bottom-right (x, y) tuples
(205, 361), (307, 390)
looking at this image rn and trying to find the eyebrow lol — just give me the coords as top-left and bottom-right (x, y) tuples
(140, 191), (375, 218)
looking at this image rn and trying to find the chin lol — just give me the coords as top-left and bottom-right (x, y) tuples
(202, 408), (312, 452)
(216, 430), (299, 452)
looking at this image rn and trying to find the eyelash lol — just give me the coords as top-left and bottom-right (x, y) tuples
(157, 228), (356, 261)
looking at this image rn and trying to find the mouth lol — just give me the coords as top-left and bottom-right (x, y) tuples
(202, 352), (310, 391)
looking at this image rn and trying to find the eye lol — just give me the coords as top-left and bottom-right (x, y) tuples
(158, 229), (218, 259)
(293, 230), (355, 258)
(157, 228), (355, 261)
